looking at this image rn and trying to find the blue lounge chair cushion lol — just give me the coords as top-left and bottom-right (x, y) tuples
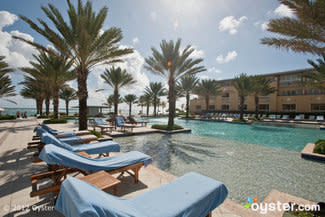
(41, 133), (120, 154)
(42, 124), (76, 137)
(55, 172), (228, 217)
(94, 118), (109, 126)
(40, 131), (82, 145)
(39, 144), (152, 171)
(115, 116), (125, 127)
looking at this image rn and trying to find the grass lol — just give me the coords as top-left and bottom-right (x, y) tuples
(89, 130), (102, 138)
(232, 118), (248, 122)
(151, 124), (184, 131)
(43, 118), (67, 124)
(0, 115), (16, 120)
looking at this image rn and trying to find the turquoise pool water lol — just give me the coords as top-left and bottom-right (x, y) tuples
(148, 118), (324, 150)
(115, 118), (325, 203)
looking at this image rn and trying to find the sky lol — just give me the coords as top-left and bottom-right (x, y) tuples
(0, 0), (317, 113)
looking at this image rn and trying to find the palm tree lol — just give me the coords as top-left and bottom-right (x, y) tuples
(177, 74), (199, 118)
(14, 0), (133, 130)
(137, 95), (145, 115)
(21, 52), (75, 118)
(123, 94), (137, 116)
(303, 53), (325, 90)
(261, 0), (325, 55)
(233, 73), (252, 120)
(140, 93), (152, 116)
(161, 101), (167, 114)
(194, 79), (220, 113)
(0, 56), (15, 103)
(60, 86), (77, 115)
(101, 67), (136, 115)
(144, 82), (166, 116)
(20, 77), (45, 115)
(145, 39), (206, 128)
(250, 76), (276, 118)
(103, 95), (114, 113)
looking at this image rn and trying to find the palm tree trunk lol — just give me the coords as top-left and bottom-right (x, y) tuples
(168, 78), (175, 128)
(66, 100), (69, 115)
(146, 104), (149, 116)
(45, 97), (50, 117)
(129, 103), (132, 116)
(186, 92), (190, 118)
(40, 99), (43, 115)
(53, 87), (59, 119)
(35, 99), (39, 115)
(205, 95), (209, 113)
(255, 95), (259, 118)
(78, 72), (88, 130)
(240, 96), (244, 120)
(114, 88), (118, 115)
(153, 97), (157, 116)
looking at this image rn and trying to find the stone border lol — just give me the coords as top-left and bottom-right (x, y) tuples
(155, 128), (191, 134)
(301, 143), (325, 162)
(110, 128), (191, 137)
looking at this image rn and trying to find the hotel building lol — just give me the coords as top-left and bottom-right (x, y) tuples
(190, 68), (325, 114)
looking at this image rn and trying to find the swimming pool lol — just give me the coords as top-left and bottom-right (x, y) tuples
(115, 118), (325, 203)
(148, 117), (324, 150)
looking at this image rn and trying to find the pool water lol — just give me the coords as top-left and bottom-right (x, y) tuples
(148, 117), (325, 150)
(115, 118), (325, 203)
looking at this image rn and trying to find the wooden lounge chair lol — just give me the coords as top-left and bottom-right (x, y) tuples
(55, 172), (228, 217)
(93, 118), (115, 134)
(30, 144), (152, 197)
(115, 116), (135, 132)
(127, 116), (148, 127)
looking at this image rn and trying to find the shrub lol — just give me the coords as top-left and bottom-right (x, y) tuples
(43, 118), (67, 124)
(0, 115), (16, 120)
(232, 118), (247, 122)
(151, 124), (184, 131)
(314, 139), (325, 155)
(89, 130), (102, 138)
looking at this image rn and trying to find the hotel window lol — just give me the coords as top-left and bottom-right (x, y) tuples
(279, 74), (301, 86)
(282, 104), (296, 112)
(280, 89), (303, 96)
(210, 96), (216, 100)
(195, 105), (202, 110)
(222, 81), (232, 86)
(258, 104), (269, 111)
(238, 104), (247, 111)
(222, 92), (230, 98)
(237, 96), (248, 101)
(258, 95), (270, 100)
(208, 105), (215, 110)
(308, 89), (325, 95)
(311, 104), (325, 112)
(221, 104), (229, 111)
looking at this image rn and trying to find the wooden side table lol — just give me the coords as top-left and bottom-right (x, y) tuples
(79, 171), (121, 196)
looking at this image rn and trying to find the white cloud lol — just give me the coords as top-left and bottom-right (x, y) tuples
(274, 4), (294, 18)
(0, 11), (18, 29)
(261, 22), (269, 31)
(150, 11), (157, 21)
(219, 16), (247, 35)
(190, 47), (205, 58)
(216, 51), (237, 64)
(208, 67), (221, 74)
(132, 37), (139, 45)
(173, 20), (179, 30)
(199, 75), (209, 80)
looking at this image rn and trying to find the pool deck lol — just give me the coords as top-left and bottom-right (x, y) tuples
(0, 118), (316, 217)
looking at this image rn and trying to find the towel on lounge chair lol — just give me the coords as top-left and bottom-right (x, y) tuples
(41, 133), (120, 155)
(55, 172), (228, 217)
(94, 118), (109, 126)
(39, 144), (152, 171)
(41, 124), (76, 137)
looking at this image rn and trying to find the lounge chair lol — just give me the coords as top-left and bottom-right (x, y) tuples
(281, 115), (290, 120)
(127, 116), (148, 127)
(115, 116), (136, 132)
(30, 128), (97, 146)
(30, 144), (152, 197)
(29, 132), (120, 157)
(316, 115), (324, 121)
(294, 114), (303, 120)
(309, 115), (315, 120)
(33, 124), (90, 140)
(55, 172), (228, 217)
(93, 118), (115, 134)
(268, 114), (276, 119)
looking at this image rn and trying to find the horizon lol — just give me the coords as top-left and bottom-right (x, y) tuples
(0, 0), (318, 110)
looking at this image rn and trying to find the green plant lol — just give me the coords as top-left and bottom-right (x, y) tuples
(232, 118), (247, 123)
(0, 115), (16, 120)
(43, 118), (67, 124)
(314, 139), (325, 154)
(151, 124), (184, 131)
(89, 130), (102, 138)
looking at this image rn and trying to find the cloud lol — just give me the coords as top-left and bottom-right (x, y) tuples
(208, 67), (221, 74)
(261, 22), (269, 31)
(274, 4), (294, 18)
(0, 11), (18, 29)
(216, 51), (237, 64)
(132, 37), (139, 45)
(219, 16), (247, 35)
(173, 20), (179, 30)
(190, 47), (205, 58)
(150, 11), (157, 21)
